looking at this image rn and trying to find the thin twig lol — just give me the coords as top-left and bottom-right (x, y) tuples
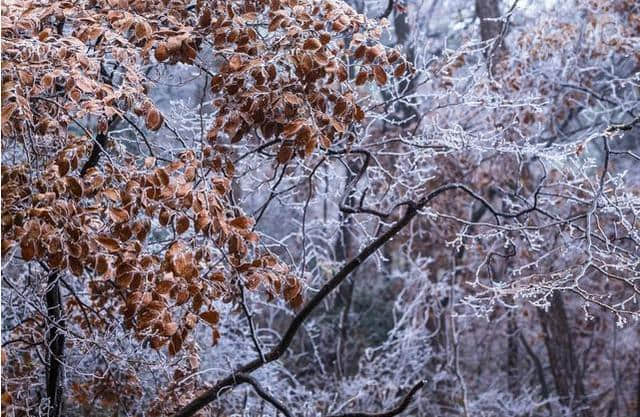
(239, 284), (266, 364)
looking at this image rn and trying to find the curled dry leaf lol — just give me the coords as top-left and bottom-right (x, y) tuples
(145, 108), (163, 131)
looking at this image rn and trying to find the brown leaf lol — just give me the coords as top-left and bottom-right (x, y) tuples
(365, 45), (384, 63)
(355, 70), (368, 86)
(284, 281), (301, 301)
(38, 28), (51, 41)
(230, 216), (253, 229)
(2, 239), (15, 256)
(95, 236), (120, 253)
(200, 310), (219, 326)
(69, 256), (84, 277)
(175, 290), (190, 305)
(20, 238), (36, 261)
(156, 279), (174, 294)
(1, 103), (17, 122)
(330, 119), (345, 133)
(319, 32), (331, 45)
(145, 108), (164, 131)
(163, 322), (178, 337)
(181, 40), (197, 63)
(387, 49), (401, 64)
(282, 119), (305, 137)
(168, 332), (183, 355)
(103, 189), (120, 202)
(158, 208), (172, 226)
(267, 64), (277, 81)
(212, 328), (220, 345)
(176, 215), (190, 234)
(156, 168), (170, 186)
(96, 255), (109, 275)
(155, 42), (169, 61)
(246, 273), (261, 290)
(277, 145), (294, 164)
(393, 62), (406, 78)
(65, 177), (84, 198)
(195, 210), (210, 233)
(372, 65), (388, 86)
(303, 38), (322, 51)
(283, 92), (302, 105)
(150, 336), (167, 349)
(199, 9), (212, 27)
(109, 207), (130, 224)
(334, 99), (347, 116)
(229, 55), (243, 71)
(135, 21), (152, 39)
(289, 293), (304, 309)
(166, 36), (184, 54)
(304, 135), (317, 157)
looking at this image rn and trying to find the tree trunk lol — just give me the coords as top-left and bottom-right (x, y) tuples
(475, 0), (507, 74)
(538, 292), (593, 417)
(45, 272), (65, 417)
(475, 0), (503, 44)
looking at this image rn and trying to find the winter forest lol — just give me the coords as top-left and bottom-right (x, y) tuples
(1, 0), (639, 416)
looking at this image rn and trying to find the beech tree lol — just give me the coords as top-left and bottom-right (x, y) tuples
(1, 0), (639, 416)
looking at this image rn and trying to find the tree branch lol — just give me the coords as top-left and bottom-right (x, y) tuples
(328, 380), (425, 417)
(378, 0), (394, 19)
(173, 183), (509, 417)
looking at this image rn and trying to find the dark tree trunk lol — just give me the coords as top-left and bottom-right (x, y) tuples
(475, 0), (508, 74)
(475, 0), (503, 44)
(45, 272), (65, 417)
(538, 292), (593, 417)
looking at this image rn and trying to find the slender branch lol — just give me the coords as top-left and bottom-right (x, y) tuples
(173, 183), (484, 417)
(120, 113), (156, 158)
(378, 0), (394, 19)
(235, 374), (294, 417)
(80, 131), (109, 176)
(235, 139), (280, 163)
(328, 380), (425, 417)
(519, 333), (552, 414)
(239, 284), (266, 364)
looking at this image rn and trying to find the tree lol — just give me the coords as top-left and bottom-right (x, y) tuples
(2, 0), (639, 416)
(1, 0), (411, 415)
